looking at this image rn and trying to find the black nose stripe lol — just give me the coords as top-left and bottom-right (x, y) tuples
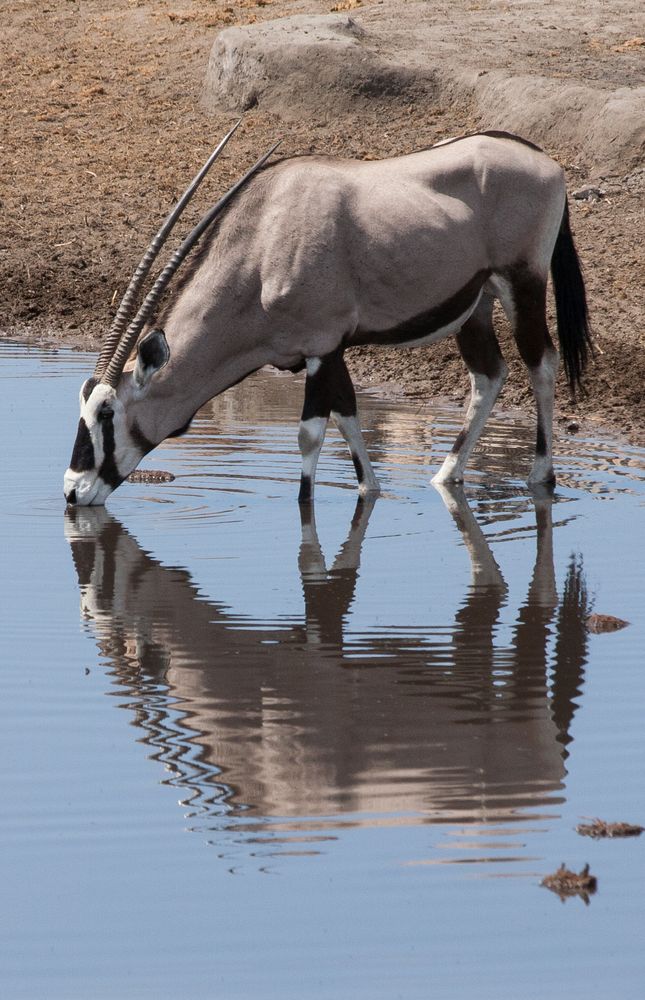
(69, 418), (95, 472)
(97, 412), (124, 490)
(66, 488), (77, 505)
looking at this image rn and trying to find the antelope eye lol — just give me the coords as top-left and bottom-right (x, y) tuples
(97, 405), (113, 422)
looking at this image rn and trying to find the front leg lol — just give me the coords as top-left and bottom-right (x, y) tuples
(298, 350), (379, 502)
(298, 414), (328, 503)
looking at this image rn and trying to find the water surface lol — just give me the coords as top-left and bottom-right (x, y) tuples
(1, 342), (644, 998)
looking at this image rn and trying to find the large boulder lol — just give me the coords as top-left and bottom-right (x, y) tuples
(202, 14), (434, 116)
(202, 2), (645, 174)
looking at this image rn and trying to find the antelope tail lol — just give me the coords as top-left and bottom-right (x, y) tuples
(550, 199), (593, 394)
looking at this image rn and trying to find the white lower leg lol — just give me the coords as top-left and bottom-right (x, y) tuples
(298, 416), (328, 502)
(331, 411), (380, 496)
(527, 350), (558, 485)
(432, 364), (507, 484)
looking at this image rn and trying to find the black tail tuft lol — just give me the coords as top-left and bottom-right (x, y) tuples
(550, 200), (592, 395)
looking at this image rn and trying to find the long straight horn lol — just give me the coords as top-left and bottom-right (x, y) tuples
(101, 140), (282, 388)
(93, 119), (243, 379)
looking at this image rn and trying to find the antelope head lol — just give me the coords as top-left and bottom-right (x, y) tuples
(64, 123), (280, 506)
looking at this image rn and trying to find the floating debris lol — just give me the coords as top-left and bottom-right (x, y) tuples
(585, 613), (629, 633)
(127, 469), (175, 484)
(541, 863), (597, 904)
(577, 819), (644, 839)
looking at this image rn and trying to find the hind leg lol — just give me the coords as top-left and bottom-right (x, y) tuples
(495, 269), (558, 485)
(526, 350), (558, 485)
(433, 295), (508, 484)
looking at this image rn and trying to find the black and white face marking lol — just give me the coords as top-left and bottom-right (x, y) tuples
(64, 332), (168, 506)
(64, 380), (151, 506)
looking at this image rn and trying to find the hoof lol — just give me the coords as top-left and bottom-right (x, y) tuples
(298, 474), (313, 504)
(431, 471), (463, 485)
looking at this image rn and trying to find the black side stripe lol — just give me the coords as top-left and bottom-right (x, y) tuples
(350, 270), (490, 348)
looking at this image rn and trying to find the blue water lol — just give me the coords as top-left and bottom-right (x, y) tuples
(1, 341), (644, 998)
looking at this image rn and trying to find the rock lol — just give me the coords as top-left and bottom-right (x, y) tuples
(585, 613), (629, 633)
(202, 15), (430, 117)
(573, 186), (606, 201)
(541, 863), (597, 904)
(576, 818), (644, 838)
(127, 469), (175, 484)
(202, 3), (645, 174)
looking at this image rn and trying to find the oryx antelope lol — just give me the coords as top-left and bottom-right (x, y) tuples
(64, 124), (591, 507)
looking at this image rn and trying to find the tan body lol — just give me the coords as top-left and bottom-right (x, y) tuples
(151, 136), (564, 417)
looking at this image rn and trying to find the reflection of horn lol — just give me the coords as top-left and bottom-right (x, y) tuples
(510, 494), (560, 735)
(551, 554), (592, 754)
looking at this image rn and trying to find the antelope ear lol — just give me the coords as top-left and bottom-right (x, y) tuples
(133, 329), (170, 389)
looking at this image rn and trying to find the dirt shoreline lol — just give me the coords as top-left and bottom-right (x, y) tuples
(2, 0), (644, 445)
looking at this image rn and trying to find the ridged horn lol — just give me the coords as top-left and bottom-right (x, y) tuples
(93, 119), (243, 379)
(101, 139), (282, 388)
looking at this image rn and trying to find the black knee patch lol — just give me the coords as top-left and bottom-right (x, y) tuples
(451, 429), (467, 455)
(351, 453), (364, 484)
(298, 474), (312, 503)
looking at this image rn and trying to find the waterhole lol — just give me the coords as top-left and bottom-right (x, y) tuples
(1, 342), (644, 999)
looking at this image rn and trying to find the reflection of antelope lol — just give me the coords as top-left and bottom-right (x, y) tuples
(64, 126), (591, 506)
(65, 489), (590, 827)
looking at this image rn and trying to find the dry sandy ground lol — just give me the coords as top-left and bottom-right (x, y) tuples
(1, 0), (644, 442)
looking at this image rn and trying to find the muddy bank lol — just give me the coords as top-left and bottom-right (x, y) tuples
(1, 0), (644, 443)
